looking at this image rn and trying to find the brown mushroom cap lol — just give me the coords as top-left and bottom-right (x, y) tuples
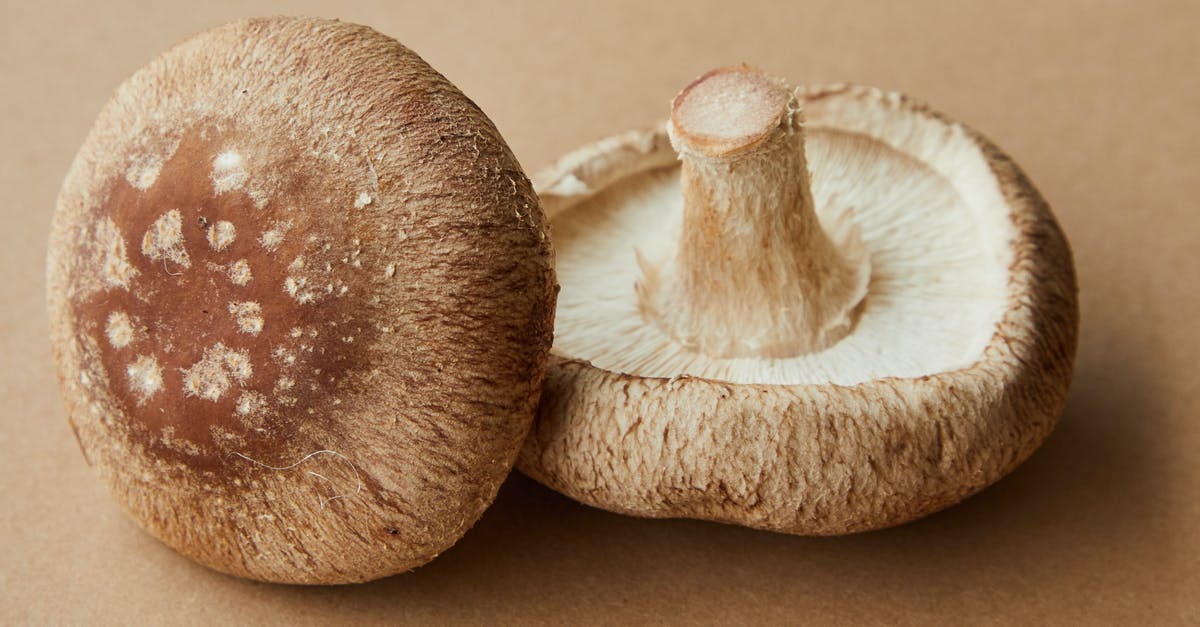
(46, 17), (555, 583)
(519, 75), (1077, 534)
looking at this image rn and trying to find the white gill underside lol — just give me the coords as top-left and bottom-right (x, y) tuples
(552, 128), (1011, 385)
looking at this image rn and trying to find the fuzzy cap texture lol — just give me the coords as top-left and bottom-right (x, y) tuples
(519, 84), (1077, 534)
(47, 17), (556, 583)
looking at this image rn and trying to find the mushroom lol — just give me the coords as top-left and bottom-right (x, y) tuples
(519, 66), (1077, 534)
(46, 17), (555, 583)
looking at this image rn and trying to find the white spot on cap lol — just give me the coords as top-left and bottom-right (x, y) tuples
(106, 311), (134, 348)
(182, 343), (252, 402)
(228, 301), (264, 335)
(127, 355), (163, 403)
(223, 350), (252, 382)
(228, 259), (252, 285)
(249, 187), (270, 209)
(384, 263), (396, 278)
(207, 221), (236, 251)
(260, 220), (292, 252)
(124, 138), (180, 191)
(235, 391), (268, 417)
(126, 159), (163, 190)
(271, 346), (296, 365)
(95, 218), (138, 289)
(212, 150), (248, 194)
(284, 275), (319, 304)
(354, 192), (373, 209)
(142, 210), (190, 268)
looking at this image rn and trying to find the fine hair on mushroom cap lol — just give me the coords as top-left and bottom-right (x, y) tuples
(47, 17), (556, 583)
(520, 66), (1077, 534)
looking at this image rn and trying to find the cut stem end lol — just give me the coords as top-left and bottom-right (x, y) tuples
(638, 66), (870, 359)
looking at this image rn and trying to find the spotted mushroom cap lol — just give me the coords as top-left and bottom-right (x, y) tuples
(47, 17), (555, 583)
(518, 83), (1077, 534)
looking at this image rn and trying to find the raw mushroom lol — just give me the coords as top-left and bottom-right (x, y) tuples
(46, 17), (555, 583)
(519, 66), (1077, 533)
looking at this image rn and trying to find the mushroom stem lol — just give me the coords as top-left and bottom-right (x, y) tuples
(636, 66), (869, 358)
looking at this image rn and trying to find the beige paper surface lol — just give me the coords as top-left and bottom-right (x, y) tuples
(2, 1), (1197, 623)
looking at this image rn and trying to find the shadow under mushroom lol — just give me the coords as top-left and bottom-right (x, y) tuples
(253, 301), (1173, 620)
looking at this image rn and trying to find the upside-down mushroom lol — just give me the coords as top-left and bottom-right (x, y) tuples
(520, 66), (1077, 534)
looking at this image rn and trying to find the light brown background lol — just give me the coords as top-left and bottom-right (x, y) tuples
(2, 0), (1197, 624)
